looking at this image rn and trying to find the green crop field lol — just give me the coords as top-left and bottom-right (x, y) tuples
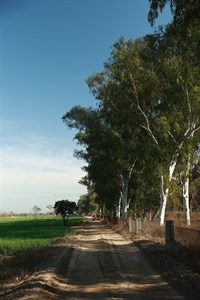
(0, 216), (81, 255)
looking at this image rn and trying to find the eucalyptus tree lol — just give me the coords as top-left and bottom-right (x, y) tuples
(139, 28), (199, 226)
(189, 153), (200, 210)
(155, 23), (200, 224)
(62, 105), (121, 215)
(77, 192), (99, 215)
(89, 32), (199, 224)
(128, 135), (160, 219)
(87, 37), (171, 220)
(148, 0), (200, 28)
(88, 37), (175, 222)
(148, 0), (200, 225)
(87, 40), (146, 218)
(62, 4), (199, 223)
(83, 124), (122, 215)
(181, 148), (200, 226)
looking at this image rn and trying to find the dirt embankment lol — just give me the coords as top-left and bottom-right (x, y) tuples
(1, 219), (200, 299)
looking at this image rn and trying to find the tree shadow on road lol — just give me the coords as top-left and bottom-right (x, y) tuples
(0, 221), (187, 299)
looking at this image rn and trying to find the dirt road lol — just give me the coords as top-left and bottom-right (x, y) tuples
(1, 219), (184, 299)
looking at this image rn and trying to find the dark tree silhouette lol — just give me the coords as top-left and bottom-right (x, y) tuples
(54, 199), (77, 226)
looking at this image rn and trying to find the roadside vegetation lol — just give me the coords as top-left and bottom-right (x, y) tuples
(63, 0), (200, 226)
(0, 215), (82, 287)
(0, 216), (81, 255)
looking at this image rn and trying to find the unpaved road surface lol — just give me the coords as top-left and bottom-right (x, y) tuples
(1, 219), (184, 299)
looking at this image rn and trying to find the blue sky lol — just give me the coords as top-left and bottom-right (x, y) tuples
(0, 0), (171, 213)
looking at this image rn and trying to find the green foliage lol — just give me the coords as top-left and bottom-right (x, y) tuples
(62, 4), (200, 218)
(78, 193), (99, 215)
(54, 200), (77, 216)
(0, 216), (81, 255)
(148, 0), (200, 28)
(54, 200), (77, 226)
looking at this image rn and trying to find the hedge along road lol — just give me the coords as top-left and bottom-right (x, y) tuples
(1, 218), (184, 299)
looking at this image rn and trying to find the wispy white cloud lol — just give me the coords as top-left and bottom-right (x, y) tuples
(1, 136), (87, 213)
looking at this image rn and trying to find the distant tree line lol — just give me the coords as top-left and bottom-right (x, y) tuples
(63, 1), (200, 226)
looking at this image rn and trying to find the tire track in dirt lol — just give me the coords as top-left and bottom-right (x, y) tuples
(98, 228), (184, 299)
(0, 219), (184, 299)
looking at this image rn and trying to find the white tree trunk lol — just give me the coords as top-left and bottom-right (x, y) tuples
(121, 159), (137, 218)
(158, 166), (169, 226)
(158, 188), (169, 226)
(121, 175), (129, 219)
(131, 76), (199, 226)
(182, 178), (190, 226)
(117, 197), (121, 218)
(182, 158), (191, 226)
(158, 160), (177, 226)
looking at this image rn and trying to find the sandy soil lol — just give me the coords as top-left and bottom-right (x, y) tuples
(0, 219), (190, 299)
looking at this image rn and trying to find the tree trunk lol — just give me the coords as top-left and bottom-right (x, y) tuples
(158, 188), (169, 226)
(158, 161), (177, 225)
(152, 208), (159, 220)
(182, 158), (191, 226)
(120, 160), (136, 219)
(62, 216), (66, 226)
(182, 179), (190, 226)
(121, 175), (129, 219)
(149, 210), (152, 221)
(117, 197), (121, 218)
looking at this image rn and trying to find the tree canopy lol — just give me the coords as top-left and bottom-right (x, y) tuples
(62, 1), (200, 225)
(54, 200), (77, 226)
(148, 0), (200, 28)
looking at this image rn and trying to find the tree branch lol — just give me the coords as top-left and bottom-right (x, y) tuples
(129, 158), (137, 180)
(128, 73), (161, 153)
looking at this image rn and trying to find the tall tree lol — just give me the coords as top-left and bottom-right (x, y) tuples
(148, 0), (200, 28)
(87, 34), (200, 224)
(87, 39), (148, 218)
(156, 22), (200, 224)
(62, 6), (199, 224)
(148, 0), (200, 225)
(62, 106), (121, 215)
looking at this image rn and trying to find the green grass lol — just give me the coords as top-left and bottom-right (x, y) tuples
(0, 216), (81, 255)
